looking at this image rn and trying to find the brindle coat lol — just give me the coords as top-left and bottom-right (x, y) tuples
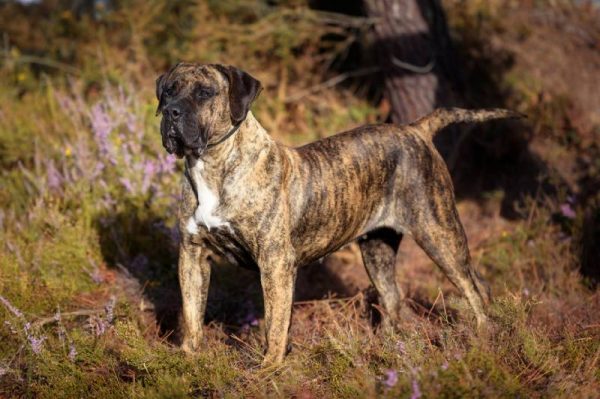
(156, 63), (520, 366)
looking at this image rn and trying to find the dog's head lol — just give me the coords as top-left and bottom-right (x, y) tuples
(155, 63), (262, 157)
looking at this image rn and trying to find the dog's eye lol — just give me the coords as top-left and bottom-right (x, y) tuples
(165, 84), (176, 97)
(197, 87), (215, 99)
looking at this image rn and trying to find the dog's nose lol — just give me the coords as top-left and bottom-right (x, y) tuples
(164, 105), (181, 120)
(169, 106), (181, 120)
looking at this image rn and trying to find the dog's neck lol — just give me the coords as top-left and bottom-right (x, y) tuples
(185, 111), (278, 189)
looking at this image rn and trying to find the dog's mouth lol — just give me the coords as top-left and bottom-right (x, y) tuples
(165, 128), (186, 157)
(161, 118), (206, 158)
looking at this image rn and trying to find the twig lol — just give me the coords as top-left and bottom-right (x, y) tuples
(3, 344), (24, 373)
(440, 288), (448, 324)
(33, 309), (104, 328)
(293, 291), (363, 306)
(284, 55), (433, 104)
(115, 262), (132, 277)
(229, 333), (263, 358)
(10, 55), (81, 75)
(587, 347), (599, 376)
(284, 66), (381, 103)
(391, 55), (435, 74)
(312, 10), (379, 28)
(427, 289), (442, 319)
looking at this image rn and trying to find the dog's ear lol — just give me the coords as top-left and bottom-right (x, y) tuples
(155, 72), (167, 116)
(214, 64), (262, 125)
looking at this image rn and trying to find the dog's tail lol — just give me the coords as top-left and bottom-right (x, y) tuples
(411, 107), (525, 141)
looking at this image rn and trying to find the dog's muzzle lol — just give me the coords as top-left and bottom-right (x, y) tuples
(160, 112), (206, 157)
(160, 115), (183, 157)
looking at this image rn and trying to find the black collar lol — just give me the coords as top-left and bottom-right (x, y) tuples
(206, 122), (242, 148)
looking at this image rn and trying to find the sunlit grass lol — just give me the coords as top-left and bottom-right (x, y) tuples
(1, 0), (599, 397)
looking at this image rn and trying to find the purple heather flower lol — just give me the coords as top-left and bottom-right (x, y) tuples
(441, 361), (449, 371)
(105, 296), (116, 324)
(382, 369), (398, 388)
(104, 86), (127, 122)
(90, 104), (116, 165)
(55, 92), (72, 115)
(100, 194), (116, 209)
(144, 160), (157, 176)
(68, 343), (77, 361)
(560, 203), (576, 219)
(46, 160), (62, 190)
(159, 154), (177, 174)
(522, 288), (530, 297)
(126, 114), (137, 133)
(28, 334), (46, 355)
(0, 295), (24, 318)
(397, 340), (407, 355)
(90, 269), (104, 284)
(95, 318), (107, 336)
(410, 376), (422, 399)
(239, 300), (259, 327)
(119, 177), (134, 193)
(93, 161), (105, 176)
(60, 84), (87, 119)
(0, 366), (7, 376)
(121, 143), (132, 166)
(141, 160), (158, 192)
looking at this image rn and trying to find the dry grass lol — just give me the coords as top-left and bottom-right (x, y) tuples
(0, 0), (599, 397)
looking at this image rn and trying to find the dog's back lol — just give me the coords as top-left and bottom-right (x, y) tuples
(284, 108), (522, 266)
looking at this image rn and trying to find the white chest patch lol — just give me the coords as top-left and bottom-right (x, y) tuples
(186, 158), (230, 234)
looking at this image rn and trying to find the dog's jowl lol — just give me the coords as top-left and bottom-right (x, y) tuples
(156, 62), (521, 366)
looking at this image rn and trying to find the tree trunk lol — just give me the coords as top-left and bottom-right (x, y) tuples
(363, 0), (459, 124)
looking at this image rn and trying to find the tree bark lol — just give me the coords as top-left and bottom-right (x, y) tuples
(363, 0), (459, 124)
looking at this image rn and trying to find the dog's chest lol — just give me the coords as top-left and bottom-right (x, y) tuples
(185, 159), (231, 234)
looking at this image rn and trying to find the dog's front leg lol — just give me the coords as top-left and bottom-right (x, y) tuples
(259, 253), (297, 367)
(179, 240), (211, 353)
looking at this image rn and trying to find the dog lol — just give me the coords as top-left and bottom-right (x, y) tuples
(155, 62), (519, 366)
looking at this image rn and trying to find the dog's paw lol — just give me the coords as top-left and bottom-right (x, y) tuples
(261, 354), (284, 369)
(181, 336), (200, 354)
(475, 312), (488, 329)
(261, 348), (287, 368)
(185, 217), (199, 235)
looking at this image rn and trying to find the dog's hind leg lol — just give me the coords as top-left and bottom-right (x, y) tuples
(358, 228), (406, 326)
(411, 205), (491, 327)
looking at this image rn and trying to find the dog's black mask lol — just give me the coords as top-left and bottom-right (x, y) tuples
(159, 96), (205, 158)
(156, 69), (208, 158)
(156, 63), (262, 158)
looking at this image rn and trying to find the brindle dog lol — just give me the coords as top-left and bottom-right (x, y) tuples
(156, 62), (520, 366)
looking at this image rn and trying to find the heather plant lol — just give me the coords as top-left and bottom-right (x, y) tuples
(53, 82), (178, 204)
(0, 0), (599, 397)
